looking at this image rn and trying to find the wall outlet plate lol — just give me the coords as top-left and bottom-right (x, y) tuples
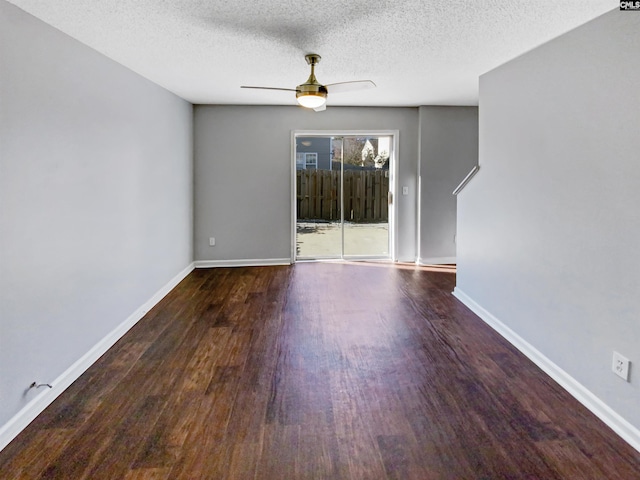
(612, 351), (630, 382)
(209, 237), (215, 246)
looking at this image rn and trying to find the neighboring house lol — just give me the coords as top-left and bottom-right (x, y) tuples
(331, 137), (390, 170)
(361, 138), (376, 164)
(295, 137), (332, 170)
(362, 138), (390, 169)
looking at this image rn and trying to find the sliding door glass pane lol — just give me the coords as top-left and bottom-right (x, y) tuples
(295, 136), (342, 259)
(342, 136), (390, 258)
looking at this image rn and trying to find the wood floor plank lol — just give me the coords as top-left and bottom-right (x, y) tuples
(258, 424), (301, 479)
(226, 440), (262, 480)
(0, 429), (73, 480)
(83, 395), (169, 480)
(123, 467), (170, 480)
(1, 263), (639, 479)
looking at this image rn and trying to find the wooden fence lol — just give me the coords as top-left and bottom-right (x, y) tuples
(296, 169), (389, 222)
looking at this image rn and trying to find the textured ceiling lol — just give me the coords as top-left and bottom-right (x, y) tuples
(7, 0), (617, 106)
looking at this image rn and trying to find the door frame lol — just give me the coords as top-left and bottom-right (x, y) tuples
(291, 130), (399, 263)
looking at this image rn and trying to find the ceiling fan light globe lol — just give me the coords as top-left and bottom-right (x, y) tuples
(296, 93), (326, 109)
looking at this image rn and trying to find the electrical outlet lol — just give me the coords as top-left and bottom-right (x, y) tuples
(209, 237), (215, 246)
(612, 351), (630, 381)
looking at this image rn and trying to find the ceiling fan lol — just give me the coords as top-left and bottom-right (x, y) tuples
(241, 54), (376, 112)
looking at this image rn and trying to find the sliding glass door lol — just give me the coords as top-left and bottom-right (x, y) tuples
(294, 133), (394, 261)
(295, 135), (342, 258)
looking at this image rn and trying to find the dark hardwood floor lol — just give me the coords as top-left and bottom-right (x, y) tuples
(1, 262), (639, 479)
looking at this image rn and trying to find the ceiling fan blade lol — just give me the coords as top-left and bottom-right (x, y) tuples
(325, 80), (376, 93)
(240, 86), (298, 92)
(313, 104), (326, 112)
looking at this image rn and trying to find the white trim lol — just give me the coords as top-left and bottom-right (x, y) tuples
(416, 111), (423, 265)
(452, 287), (640, 454)
(452, 165), (480, 196)
(194, 258), (291, 268)
(291, 131), (297, 263)
(390, 132), (399, 262)
(0, 262), (196, 452)
(419, 256), (456, 265)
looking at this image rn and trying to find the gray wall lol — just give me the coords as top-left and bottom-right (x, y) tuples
(457, 10), (640, 429)
(194, 106), (419, 263)
(0, 1), (193, 428)
(419, 106), (478, 264)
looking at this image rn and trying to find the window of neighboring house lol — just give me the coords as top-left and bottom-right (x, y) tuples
(296, 152), (318, 169)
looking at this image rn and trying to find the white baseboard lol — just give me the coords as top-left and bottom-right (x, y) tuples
(0, 262), (195, 452)
(452, 287), (640, 454)
(419, 256), (456, 265)
(194, 258), (291, 268)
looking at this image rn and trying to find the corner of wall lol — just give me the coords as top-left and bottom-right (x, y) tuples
(452, 287), (640, 454)
(0, 262), (195, 452)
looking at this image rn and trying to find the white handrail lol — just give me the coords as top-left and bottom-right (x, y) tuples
(452, 165), (480, 196)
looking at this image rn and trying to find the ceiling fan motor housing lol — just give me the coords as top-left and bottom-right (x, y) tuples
(297, 53), (327, 104)
(296, 83), (328, 98)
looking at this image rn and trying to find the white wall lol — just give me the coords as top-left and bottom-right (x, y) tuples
(419, 106), (478, 264)
(456, 9), (640, 437)
(0, 1), (193, 434)
(194, 106), (419, 263)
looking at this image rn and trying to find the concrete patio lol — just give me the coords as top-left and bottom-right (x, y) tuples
(296, 221), (389, 258)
